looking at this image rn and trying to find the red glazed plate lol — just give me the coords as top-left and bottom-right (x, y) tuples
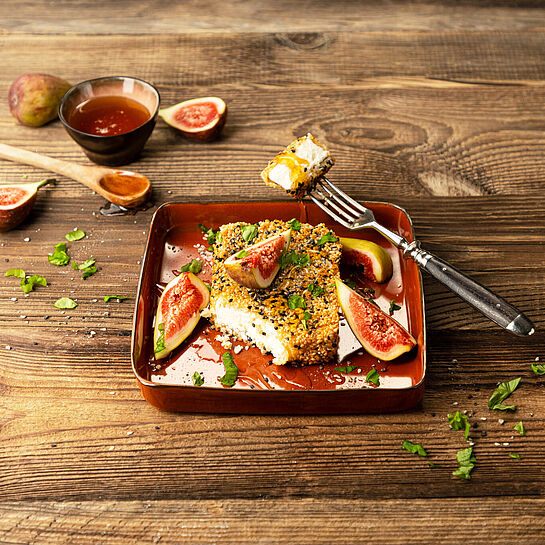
(131, 201), (426, 414)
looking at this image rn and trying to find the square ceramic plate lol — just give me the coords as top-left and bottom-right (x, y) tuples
(131, 201), (426, 414)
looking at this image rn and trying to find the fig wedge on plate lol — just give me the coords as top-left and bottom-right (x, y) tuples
(154, 272), (210, 360)
(159, 97), (227, 141)
(0, 179), (54, 232)
(225, 229), (291, 289)
(336, 278), (416, 361)
(340, 237), (393, 283)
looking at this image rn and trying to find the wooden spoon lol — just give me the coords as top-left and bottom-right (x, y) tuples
(0, 142), (151, 207)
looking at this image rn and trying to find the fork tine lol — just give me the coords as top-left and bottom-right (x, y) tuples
(312, 186), (358, 222)
(308, 194), (352, 229)
(321, 177), (370, 215)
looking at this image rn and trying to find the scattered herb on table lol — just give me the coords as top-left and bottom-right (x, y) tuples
(82, 266), (97, 279)
(448, 410), (471, 440)
(334, 365), (358, 374)
(72, 259), (95, 270)
(488, 377), (521, 411)
(65, 229), (85, 241)
(509, 453), (521, 459)
(54, 297), (77, 309)
(317, 232), (337, 246)
(5, 269), (25, 279)
(429, 461), (442, 468)
(278, 250), (310, 269)
(288, 218), (301, 231)
(307, 283), (325, 298)
(5, 269), (47, 294)
(513, 421), (526, 436)
(366, 368), (380, 386)
(154, 323), (165, 355)
(48, 242), (70, 266)
(288, 294), (306, 310)
(452, 447), (476, 480)
(531, 363), (545, 376)
(104, 295), (129, 303)
(220, 352), (238, 387)
(180, 259), (202, 274)
(401, 440), (427, 456)
(241, 224), (258, 243)
(389, 299), (401, 314)
(192, 371), (204, 386)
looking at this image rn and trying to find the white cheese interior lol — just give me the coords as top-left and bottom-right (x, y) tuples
(210, 301), (289, 365)
(268, 163), (293, 190)
(294, 136), (328, 167)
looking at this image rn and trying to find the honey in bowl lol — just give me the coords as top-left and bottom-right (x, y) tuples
(67, 95), (150, 136)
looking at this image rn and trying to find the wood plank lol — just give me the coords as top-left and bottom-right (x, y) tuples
(1, 497), (544, 544)
(2, 1), (544, 34)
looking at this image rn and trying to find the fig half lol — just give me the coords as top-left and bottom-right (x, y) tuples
(153, 272), (210, 360)
(159, 97), (227, 141)
(336, 278), (416, 361)
(0, 179), (54, 232)
(340, 237), (393, 283)
(224, 229), (291, 289)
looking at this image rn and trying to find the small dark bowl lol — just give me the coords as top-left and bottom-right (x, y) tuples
(59, 76), (160, 166)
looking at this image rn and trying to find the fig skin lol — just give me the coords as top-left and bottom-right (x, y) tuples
(9, 73), (72, 127)
(336, 278), (416, 361)
(159, 97), (227, 142)
(224, 229), (291, 289)
(340, 237), (393, 283)
(0, 179), (54, 232)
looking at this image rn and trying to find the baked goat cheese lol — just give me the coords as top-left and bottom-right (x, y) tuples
(261, 133), (334, 199)
(204, 220), (341, 365)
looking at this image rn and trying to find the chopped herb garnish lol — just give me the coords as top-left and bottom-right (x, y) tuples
(335, 365), (358, 374)
(278, 250), (310, 269)
(180, 259), (203, 274)
(154, 323), (165, 355)
(204, 281), (211, 292)
(287, 218), (301, 231)
(301, 311), (312, 330)
(65, 229), (85, 241)
(317, 232), (337, 245)
(366, 368), (380, 386)
(82, 266), (97, 280)
(513, 421), (526, 436)
(54, 297), (77, 309)
(401, 440), (427, 456)
(452, 447), (476, 480)
(241, 224), (258, 243)
(288, 294), (306, 310)
(448, 410), (471, 440)
(5, 269), (25, 279)
(192, 371), (204, 386)
(488, 377), (521, 411)
(531, 363), (545, 376)
(220, 352), (238, 387)
(389, 299), (401, 314)
(199, 224), (218, 245)
(235, 250), (249, 259)
(104, 295), (129, 303)
(509, 453), (521, 459)
(21, 274), (47, 294)
(72, 259), (96, 270)
(48, 242), (70, 266)
(307, 283), (325, 298)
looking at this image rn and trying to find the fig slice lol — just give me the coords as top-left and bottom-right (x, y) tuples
(335, 278), (416, 361)
(158, 97), (227, 141)
(0, 178), (54, 232)
(224, 229), (291, 289)
(153, 271), (210, 360)
(340, 237), (393, 283)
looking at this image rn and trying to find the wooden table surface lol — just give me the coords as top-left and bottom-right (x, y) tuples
(1, 2), (544, 543)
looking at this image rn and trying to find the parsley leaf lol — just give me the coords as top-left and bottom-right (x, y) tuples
(21, 274), (47, 294)
(54, 297), (77, 309)
(82, 266), (97, 280)
(288, 294), (306, 310)
(301, 311), (312, 330)
(104, 295), (129, 302)
(192, 371), (204, 386)
(180, 259), (203, 274)
(65, 229), (85, 241)
(488, 377), (521, 411)
(389, 299), (401, 314)
(401, 440), (427, 456)
(452, 447), (476, 480)
(235, 250), (249, 259)
(307, 283), (325, 298)
(220, 352), (238, 387)
(317, 232), (337, 246)
(154, 323), (165, 355)
(199, 224), (218, 246)
(335, 365), (358, 373)
(287, 218), (301, 231)
(531, 363), (545, 376)
(366, 368), (380, 386)
(48, 242), (70, 266)
(509, 453), (521, 459)
(513, 421), (526, 436)
(448, 410), (471, 440)
(278, 250), (310, 269)
(5, 268), (25, 279)
(72, 259), (95, 270)
(241, 224), (258, 243)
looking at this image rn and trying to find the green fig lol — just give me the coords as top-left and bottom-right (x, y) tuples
(8, 73), (72, 127)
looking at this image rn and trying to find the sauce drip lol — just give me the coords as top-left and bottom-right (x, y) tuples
(68, 95), (150, 136)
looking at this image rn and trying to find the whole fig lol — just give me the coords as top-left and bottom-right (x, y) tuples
(8, 73), (72, 127)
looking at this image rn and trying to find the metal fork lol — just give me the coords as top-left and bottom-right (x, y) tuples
(309, 177), (535, 336)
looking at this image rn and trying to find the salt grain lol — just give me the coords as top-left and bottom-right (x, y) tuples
(498, 419), (505, 425)
(5, 345), (11, 350)
(481, 417), (487, 421)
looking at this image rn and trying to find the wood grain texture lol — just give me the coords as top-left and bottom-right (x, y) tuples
(2, 1), (545, 543)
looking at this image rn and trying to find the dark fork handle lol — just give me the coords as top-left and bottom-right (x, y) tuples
(404, 241), (535, 336)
